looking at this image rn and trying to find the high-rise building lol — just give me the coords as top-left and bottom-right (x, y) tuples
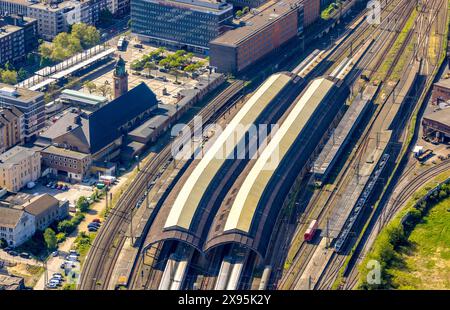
(131, 0), (233, 53)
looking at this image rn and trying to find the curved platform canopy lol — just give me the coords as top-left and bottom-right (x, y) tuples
(163, 73), (293, 233)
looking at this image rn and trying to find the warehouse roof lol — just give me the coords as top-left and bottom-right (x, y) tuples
(423, 108), (450, 127)
(224, 78), (335, 233)
(164, 73), (292, 230)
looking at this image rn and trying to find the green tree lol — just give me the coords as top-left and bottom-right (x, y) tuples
(97, 83), (112, 98)
(4, 61), (14, 71)
(17, 68), (28, 81)
(84, 81), (97, 94)
(0, 238), (7, 249)
(236, 10), (243, 18)
(144, 61), (157, 77)
(57, 220), (74, 234)
(72, 23), (100, 48)
(1, 70), (17, 84)
(43, 228), (57, 251)
(77, 196), (89, 213)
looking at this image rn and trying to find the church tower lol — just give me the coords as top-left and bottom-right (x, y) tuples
(113, 56), (128, 99)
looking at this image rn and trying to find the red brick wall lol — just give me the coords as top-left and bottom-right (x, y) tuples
(236, 10), (298, 71)
(303, 0), (320, 27)
(432, 84), (450, 105)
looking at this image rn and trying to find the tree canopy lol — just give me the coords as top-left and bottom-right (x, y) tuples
(39, 23), (100, 63)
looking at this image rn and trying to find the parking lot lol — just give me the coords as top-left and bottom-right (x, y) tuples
(21, 181), (94, 207)
(80, 35), (211, 105)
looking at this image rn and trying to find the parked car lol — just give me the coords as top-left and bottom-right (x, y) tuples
(46, 282), (57, 289)
(52, 251), (59, 257)
(88, 222), (100, 228)
(8, 251), (18, 256)
(19, 252), (30, 259)
(92, 218), (101, 224)
(67, 254), (78, 262)
(52, 274), (63, 280)
(69, 250), (79, 256)
(49, 278), (61, 286)
(88, 226), (98, 232)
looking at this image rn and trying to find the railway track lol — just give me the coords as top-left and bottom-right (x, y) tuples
(78, 80), (244, 290)
(339, 0), (448, 289)
(277, 0), (416, 290)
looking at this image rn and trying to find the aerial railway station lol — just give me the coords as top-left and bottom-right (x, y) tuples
(138, 37), (370, 290)
(142, 72), (298, 251)
(205, 77), (338, 257)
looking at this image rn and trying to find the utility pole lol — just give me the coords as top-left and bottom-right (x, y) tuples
(326, 218), (330, 248)
(129, 208), (134, 245)
(43, 259), (48, 289)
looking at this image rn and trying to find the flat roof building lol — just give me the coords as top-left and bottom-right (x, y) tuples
(0, 84), (45, 139)
(0, 145), (41, 192)
(422, 108), (450, 143)
(431, 69), (450, 105)
(60, 89), (108, 111)
(0, 15), (37, 66)
(0, 0), (108, 40)
(209, 0), (304, 73)
(131, 0), (233, 53)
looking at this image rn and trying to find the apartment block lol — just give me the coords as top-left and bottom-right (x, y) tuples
(0, 84), (45, 139)
(0, 106), (24, 153)
(0, 0), (108, 40)
(0, 146), (41, 192)
(0, 15), (38, 65)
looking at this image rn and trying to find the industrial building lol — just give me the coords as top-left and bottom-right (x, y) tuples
(422, 108), (450, 143)
(131, 0), (233, 53)
(0, 15), (37, 66)
(59, 89), (108, 111)
(209, 0), (306, 73)
(431, 72), (450, 105)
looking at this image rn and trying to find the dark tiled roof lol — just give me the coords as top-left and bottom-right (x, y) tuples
(87, 82), (157, 153)
(39, 83), (158, 154)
